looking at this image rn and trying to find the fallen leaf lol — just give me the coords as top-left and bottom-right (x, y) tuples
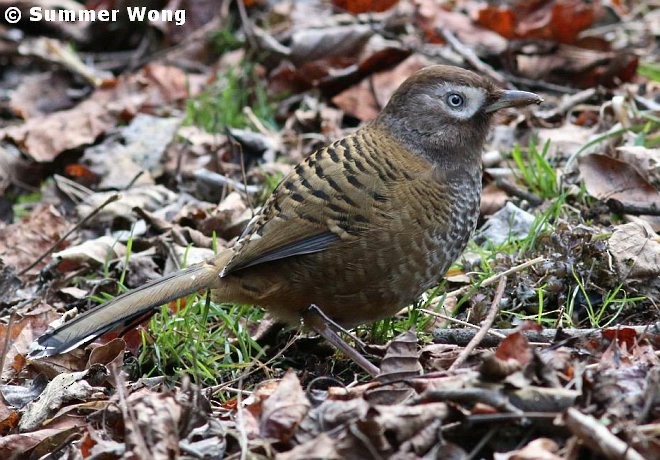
(579, 154), (659, 207)
(333, 0), (399, 14)
(80, 114), (181, 189)
(494, 437), (562, 460)
(475, 202), (536, 245)
(480, 330), (534, 380)
(0, 427), (82, 458)
(480, 182), (508, 216)
(75, 185), (178, 225)
(368, 329), (421, 404)
(260, 370), (310, 443)
(608, 221), (660, 281)
(472, 0), (600, 44)
(52, 236), (126, 266)
(417, 2), (508, 54)
(614, 146), (660, 189)
(332, 53), (432, 120)
(9, 72), (76, 119)
(19, 368), (107, 431)
(289, 25), (374, 65)
(0, 204), (69, 274)
(1, 64), (191, 162)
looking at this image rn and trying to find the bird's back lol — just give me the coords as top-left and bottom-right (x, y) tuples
(217, 124), (482, 326)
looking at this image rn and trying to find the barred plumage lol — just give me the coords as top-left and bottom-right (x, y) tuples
(30, 66), (542, 372)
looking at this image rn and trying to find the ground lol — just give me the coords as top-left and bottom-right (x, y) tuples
(0, 0), (658, 458)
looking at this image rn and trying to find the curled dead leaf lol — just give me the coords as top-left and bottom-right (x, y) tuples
(579, 154), (659, 208)
(608, 221), (660, 281)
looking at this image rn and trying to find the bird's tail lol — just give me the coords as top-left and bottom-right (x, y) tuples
(28, 254), (228, 359)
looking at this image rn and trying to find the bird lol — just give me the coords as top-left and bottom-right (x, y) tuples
(29, 65), (542, 375)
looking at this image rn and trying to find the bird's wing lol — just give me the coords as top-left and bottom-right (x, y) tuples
(221, 131), (393, 276)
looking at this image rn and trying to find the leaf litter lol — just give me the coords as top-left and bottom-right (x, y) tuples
(0, 0), (658, 458)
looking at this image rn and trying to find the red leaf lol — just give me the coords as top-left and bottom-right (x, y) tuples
(333, 0), (399, 14)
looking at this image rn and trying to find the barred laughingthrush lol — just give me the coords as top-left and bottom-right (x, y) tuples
(30, 66), (542, 375)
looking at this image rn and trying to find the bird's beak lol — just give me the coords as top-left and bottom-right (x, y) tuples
(485, 90), (543, 113)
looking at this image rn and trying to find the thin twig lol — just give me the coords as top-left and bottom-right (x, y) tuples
(565, 407), (646, 460)
(236, 375), (248, 460)
(606, 199), (660, 216)
(495, 178), (543, 206)
(242, 106), (271, 136)
(439, 29), (510, 87)
(429, 324), (659, 347)
(448, 276), (507, 371)
(193, 169), (262, 195)
(429, 256), (546, 309)
(235, 0), (257, 51)
(205, 331), (300, 395)
(535, 87), (598, 120)
(224, 128), (255, 216)
(504, 73), (579, 95)
(123, 171), (145, 190)
(112, 362), (151, 458)
(18, 193), (121, 276)
(467, 427), (497, 460)
(420, 308), (507, 338)
(0, 310), (16, 379)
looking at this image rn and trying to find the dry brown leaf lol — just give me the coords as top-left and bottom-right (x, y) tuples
(332, 53), (432, 121)
(86, 338), (126, 368)
(416, 2), (507, 54)
(127, 390), (181, 457)
(289, 25), (373, 64)
(9, 72), (76, 119)
(614, 146), (660, 189)
(0, 403), (19, 434)
(75, 185), (178, 225)
(294, 397), (369, 446)
(378, 329), (422, 382)
(608, 221), (660, 281)
(579, 154), (659, 207)
(277, 432), (341, 460)
(512, 44), (638, 88)
(480, 182), (508, 216)
(260, 370), (310, 443)
(0, 427), (82, 458)
(81, 114), (181, 189)
(358, 402), (448, 455)
(367, 330), (422, 404)
(52, 236), (126, 266)
(1, 64), (191, 162)
(473, 0), (599, 44)
(480, 329), (535, 381)
(269, 32), (410, 98)
(2, 96), (114, 163)
(333, 0), (399, 14)
(0, 204), (69, 274)
(536, 123), (595, 160)
(494, 437), (562, 460)
(19, 368), (106, 431)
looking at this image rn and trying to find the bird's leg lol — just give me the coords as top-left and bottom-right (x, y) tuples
(302, 304), (380, 377)
(307, 304), (369, 347)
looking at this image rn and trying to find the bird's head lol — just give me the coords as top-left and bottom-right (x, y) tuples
(374, 65), (542, 167)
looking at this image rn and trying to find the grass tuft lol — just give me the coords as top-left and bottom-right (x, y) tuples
(184, 63), (276, 133)
(135, 294), (264, 386)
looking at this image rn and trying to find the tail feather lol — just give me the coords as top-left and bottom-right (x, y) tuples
(28, 262), (220, 358)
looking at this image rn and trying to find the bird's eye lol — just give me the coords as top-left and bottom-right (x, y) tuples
(446, 93), (464, 108)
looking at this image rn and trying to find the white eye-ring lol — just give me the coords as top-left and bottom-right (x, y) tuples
(446, 92), (465, 108)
